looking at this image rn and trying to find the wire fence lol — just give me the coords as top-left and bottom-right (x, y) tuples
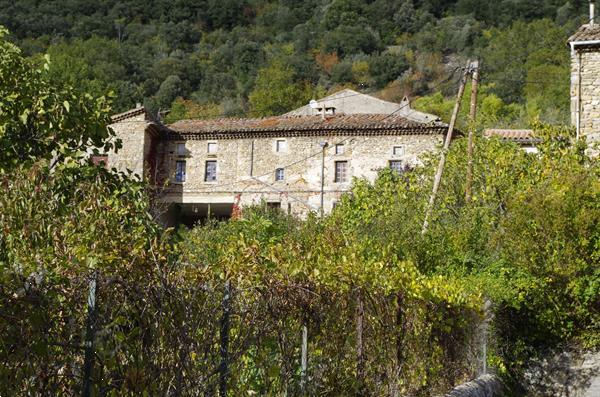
(0, 266), (484, 396)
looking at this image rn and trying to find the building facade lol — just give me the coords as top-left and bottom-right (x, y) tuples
(483, 129), (540, 154)
(108, 93), (448, 224)
(569, 12), (600, 152)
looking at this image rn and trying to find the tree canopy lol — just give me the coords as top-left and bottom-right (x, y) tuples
(0, 0), (588, 125)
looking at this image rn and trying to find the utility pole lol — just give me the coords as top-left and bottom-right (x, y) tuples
(422, 61), (471, 234)
(465, 60), (479, 203)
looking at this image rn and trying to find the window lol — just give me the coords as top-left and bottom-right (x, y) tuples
(389, 160), (405, 174)
(393, 145), (405, 156)
(91, 155), (108, 167)
(175, 160), (186, 182)
(334, 161), (348, 183)
(177, 143), (186, 156)
(275, 168), (284, 181)
(207, 142), (218, 153)
(335, 143), (345, 155)
(205, 160), (217, 182)
(276, 139), (287, 152)
(266, 202), (281, 209)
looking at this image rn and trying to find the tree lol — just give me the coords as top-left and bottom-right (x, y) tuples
(154, 74), (183, 110)
(479, 19), (569, 105)
(0, 27), (113, 171)
(248, 60), (314, 117)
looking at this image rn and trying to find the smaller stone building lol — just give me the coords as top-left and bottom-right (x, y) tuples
(569, 12), (600, 151)
(108, 92), (449, 224)
(285, 88), (441, 124)
(483, 129), (540, 153)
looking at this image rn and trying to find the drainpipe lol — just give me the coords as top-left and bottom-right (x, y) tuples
(571, 42), (582, 140)
(250, 140), (255, 176)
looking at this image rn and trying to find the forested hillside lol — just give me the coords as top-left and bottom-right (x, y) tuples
(1, 14), (599, 394)
(1, 1), (589, 125)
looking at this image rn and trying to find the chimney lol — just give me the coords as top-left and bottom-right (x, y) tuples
(591, 1), (596, 26)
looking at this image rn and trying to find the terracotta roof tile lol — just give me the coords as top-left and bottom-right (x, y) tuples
(569, 24), (600, 43)
(111, 107), (152, 123)
(167, 114), (447, 140)
(484, 129), (541, 143)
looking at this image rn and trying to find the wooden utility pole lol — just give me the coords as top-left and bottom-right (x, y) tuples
(422, 61), (471, 234)
(465, 60), (479, 203)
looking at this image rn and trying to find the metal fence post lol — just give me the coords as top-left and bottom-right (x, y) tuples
(300, 324), (308, 394)
(219, 280), (231, 396)
(82, 271), (97, 397)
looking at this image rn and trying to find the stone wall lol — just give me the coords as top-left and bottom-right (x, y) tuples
(522, 349), (600, 397)
(157, 133), (442, 217)
(571, 48), (600, 150)
(439, 375), (505, 397)
(108, 113), (155, 179)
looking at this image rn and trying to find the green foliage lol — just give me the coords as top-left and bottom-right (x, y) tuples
(164, 98), (225, 124)
(0, 162), (176, 394)
(177, 206), (481, 395)
(248, 59), (315, 117)
(413, 83), (526, 129)
(0, 0), (582, 122)
(0, 3), (598, 395)
(0, 27), (114, 171)
(479, 18), (571, 115)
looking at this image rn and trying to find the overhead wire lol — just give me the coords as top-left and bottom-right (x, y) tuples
(191, 65), (465, 191)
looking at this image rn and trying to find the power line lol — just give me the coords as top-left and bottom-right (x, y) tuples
(380, 66), (462, 122)
(186, 66), (464, 191)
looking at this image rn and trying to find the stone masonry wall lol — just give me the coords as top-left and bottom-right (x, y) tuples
(438, 375), (505, 397)
(158, 134), (442, 217)
(108, 113), (152, 178)
(571, 48), (600, 148)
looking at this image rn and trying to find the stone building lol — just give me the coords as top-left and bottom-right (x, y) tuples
(285, 88), (441, 124)
(108, 92), (448, 224)
(483, 129), (540, 154)
(569, 3), (600, 151)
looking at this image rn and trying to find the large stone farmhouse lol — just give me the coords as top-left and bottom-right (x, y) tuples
(107, 11), (600, 225)
(108, 90), (448, 224)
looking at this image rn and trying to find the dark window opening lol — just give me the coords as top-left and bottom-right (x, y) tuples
(175, 160), (186, 182)
(389, 160), (412, 174)
(205, 160), (217, 182)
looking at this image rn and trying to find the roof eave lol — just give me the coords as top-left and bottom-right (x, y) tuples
(570, 39), (600, 49)
(165, 126), (449, 140)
